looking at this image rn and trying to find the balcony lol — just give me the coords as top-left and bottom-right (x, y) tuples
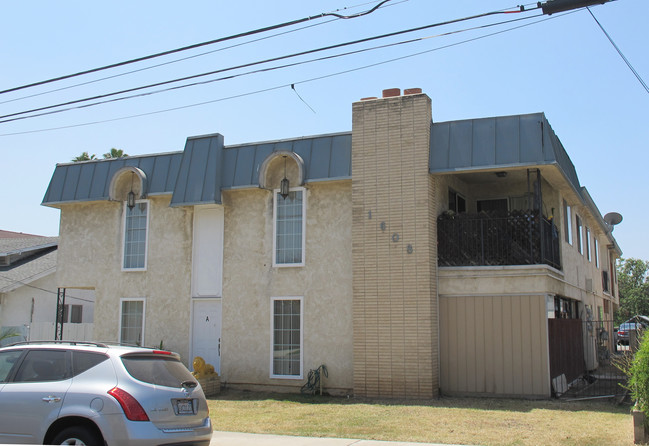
(437, 210), (561, 269)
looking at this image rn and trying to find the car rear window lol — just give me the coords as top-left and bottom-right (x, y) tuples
(121, 355), (195, 388)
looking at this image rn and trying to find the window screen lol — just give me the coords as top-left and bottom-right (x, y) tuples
(124, 202), (148, 269)
(274, 190), (304, 265)
(272, 299), (302, 377)
(120, 300), (144, 346)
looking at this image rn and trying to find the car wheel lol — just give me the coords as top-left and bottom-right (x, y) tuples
(52, 426), (102, 445)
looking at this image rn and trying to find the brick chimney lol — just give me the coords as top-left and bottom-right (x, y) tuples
(351, 89), (438, 398)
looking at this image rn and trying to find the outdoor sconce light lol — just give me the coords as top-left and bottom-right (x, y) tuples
(127, 172), (136, 209)
(280, 156), (290, 199)
(127, 190), (136, 210)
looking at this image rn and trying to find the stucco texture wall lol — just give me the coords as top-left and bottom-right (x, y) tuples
(57, 196), (194, 361)
(221, 181), (353, 395)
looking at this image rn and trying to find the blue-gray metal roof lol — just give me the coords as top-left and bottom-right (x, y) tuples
(222, 132), (351, 189)
(42, 114), (581, 207)
(42, 132), (352, 207)
(429, 112), (581, 191)
(42, 152), (183, 205)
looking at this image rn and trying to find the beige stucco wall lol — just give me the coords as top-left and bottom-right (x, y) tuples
(221, 181), (353, 395)
(57, 196), (194, 361)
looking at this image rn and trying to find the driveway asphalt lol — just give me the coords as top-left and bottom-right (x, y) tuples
(210, 431), (465, 445)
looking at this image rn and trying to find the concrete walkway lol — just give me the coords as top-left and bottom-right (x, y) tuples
(210, 431), (465, 445)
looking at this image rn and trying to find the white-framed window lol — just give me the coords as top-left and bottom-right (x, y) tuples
(122, 200), (149, 270)
(273, 188), (306, 267)
(270, 297), (303, 379)
(119, 298), (145, 346)
(586, 227), (591, 262)
(576, 215), (583, 254)
(563, 200), (572, 245)
(594, 238), (600, 268)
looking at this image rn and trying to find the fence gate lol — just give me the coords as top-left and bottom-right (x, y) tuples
(550, 318), (627, 400)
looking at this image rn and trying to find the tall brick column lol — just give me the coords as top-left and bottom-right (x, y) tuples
(351, 89), (438, 398)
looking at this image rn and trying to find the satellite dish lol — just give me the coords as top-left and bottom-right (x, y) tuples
(604, 212), (623, 232)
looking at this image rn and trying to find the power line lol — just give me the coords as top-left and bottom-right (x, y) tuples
(0, 0), (394, 96)
(586, 7), (649, 95)
(0, 0), (413, 106)
(0, 5), (537, 124)
(0, 12), (566, 137)
(1, 13), (544, 125)
(0, 273), (95, 303)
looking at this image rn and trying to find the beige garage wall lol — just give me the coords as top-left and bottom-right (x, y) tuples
(439, 294), (550, 398)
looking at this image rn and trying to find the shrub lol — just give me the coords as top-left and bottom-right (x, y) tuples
(629, 332), (649, 419)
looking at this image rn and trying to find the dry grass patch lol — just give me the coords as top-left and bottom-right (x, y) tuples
(208, 390), (632, 445)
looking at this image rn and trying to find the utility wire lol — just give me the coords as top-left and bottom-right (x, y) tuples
(0, 12), (542, 125)
(586, 7), (649, 95)
(0, 12), (566, 137)
(0, 0), (411, 106)
(0, 273), (95, 303)
(0, 5), (536, 124)
(0, 18), (339, 106)
(0, 0), (394, 96)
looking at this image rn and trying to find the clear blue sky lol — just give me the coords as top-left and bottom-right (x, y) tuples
(1, 0), (647, 259)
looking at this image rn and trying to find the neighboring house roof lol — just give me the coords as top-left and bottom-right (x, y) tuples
(0, 237), (58, 294)
(0, 230), (44, 239)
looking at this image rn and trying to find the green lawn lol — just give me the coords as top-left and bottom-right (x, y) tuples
(207, 390), (633, 446)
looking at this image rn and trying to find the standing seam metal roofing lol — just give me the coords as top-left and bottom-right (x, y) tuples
(42, 133), (353, 207)
(42, 115), (581, 207)
(429, 112), (581, 192)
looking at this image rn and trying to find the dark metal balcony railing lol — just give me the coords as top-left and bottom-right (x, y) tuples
(437, 210), (561, 269)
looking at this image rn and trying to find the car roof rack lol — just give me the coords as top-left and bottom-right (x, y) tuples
(6, 340), (109, 348)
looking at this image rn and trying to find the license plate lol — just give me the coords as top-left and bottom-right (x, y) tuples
(173, 399), (196, 415)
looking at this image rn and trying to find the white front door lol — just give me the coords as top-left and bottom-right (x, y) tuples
(191, 299), (222, 374)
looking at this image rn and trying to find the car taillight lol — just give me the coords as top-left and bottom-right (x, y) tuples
(108, 387), (150, 421)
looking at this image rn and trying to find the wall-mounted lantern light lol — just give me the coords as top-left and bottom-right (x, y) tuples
(127, 172), (136, 209)
(280, 156), (290, 199)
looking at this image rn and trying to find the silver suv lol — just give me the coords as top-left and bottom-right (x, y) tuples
(0, 341), (212, 445)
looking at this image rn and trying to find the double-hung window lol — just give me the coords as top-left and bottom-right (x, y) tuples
(123, 201), (149, 270)
(119, 298), (145, 346)
(273, 188), (305, 267)
(270, 297), (303, 379)
(563, 200), (572, 245)
(576, 215), (583, 254)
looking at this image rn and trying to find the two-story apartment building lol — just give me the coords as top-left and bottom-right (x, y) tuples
(42, 88), (621, 398)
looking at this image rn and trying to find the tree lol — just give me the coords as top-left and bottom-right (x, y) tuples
(0, 328), (20, 345)
(616, 258), (649, 324)
(71, 151), (96, 162)
(103, 148), (128, 159)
